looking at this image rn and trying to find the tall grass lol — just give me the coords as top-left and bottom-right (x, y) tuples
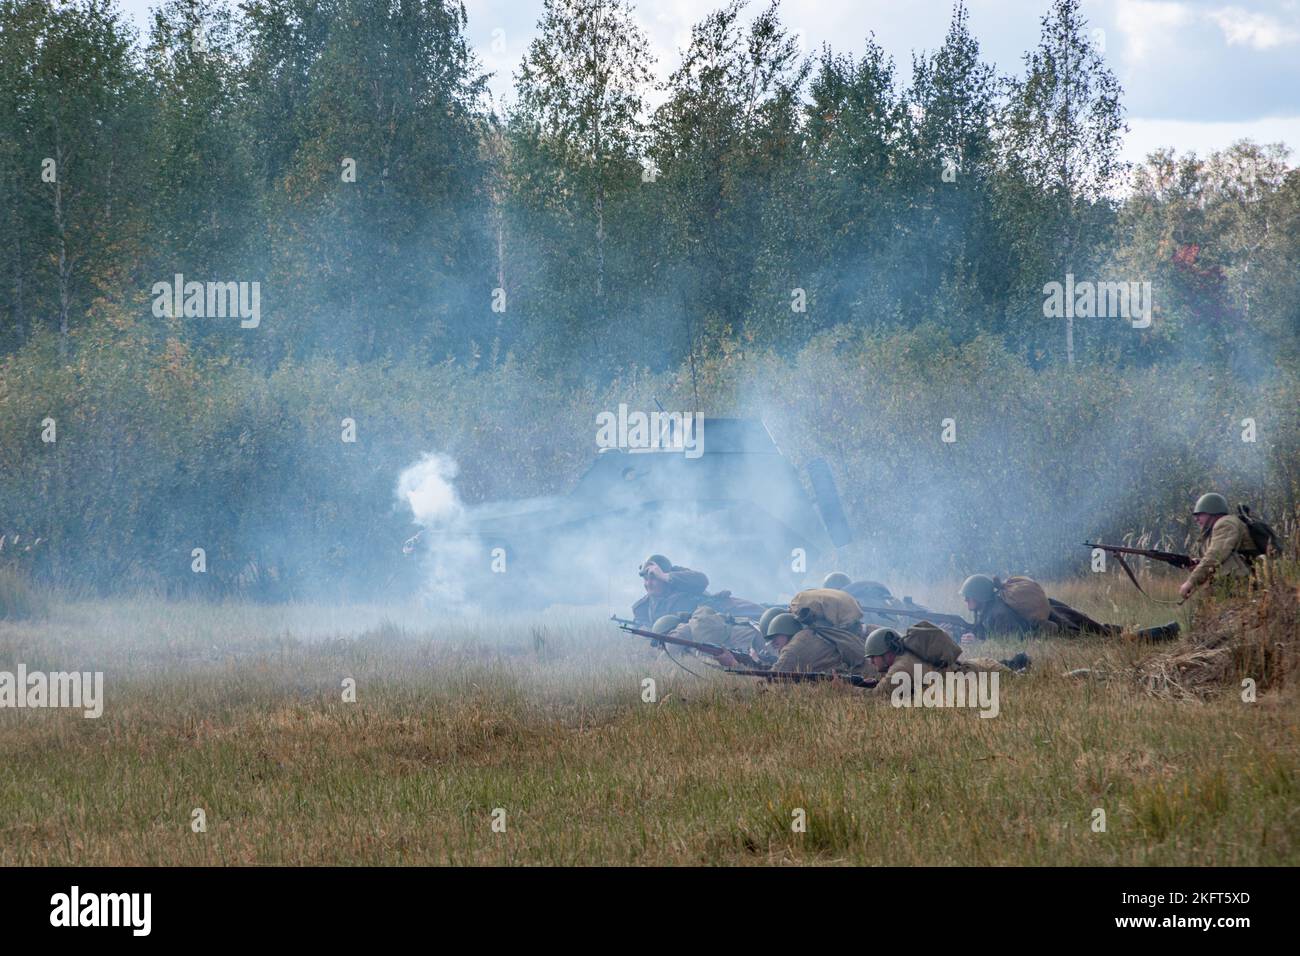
(0, 574), (1295, 865)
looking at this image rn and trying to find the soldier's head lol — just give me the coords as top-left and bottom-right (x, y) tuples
(1192, 493), (1229, 531)
(959, 574), (996, 611)
(639, 554), (672, 593)
(856, 580), (892, 601)
(822, 571), (852, 590)
(864, 627), (902, 672)
(764, 612), (802, 651)
(757, 606), (785, 636)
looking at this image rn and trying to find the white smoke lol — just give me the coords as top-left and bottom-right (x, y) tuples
(397, 452), (464, 526)
(396, 452), (479, 609)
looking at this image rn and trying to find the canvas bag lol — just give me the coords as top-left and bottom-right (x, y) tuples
(996, 576), (1051, 623)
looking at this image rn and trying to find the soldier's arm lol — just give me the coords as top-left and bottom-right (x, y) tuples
(667, 567), (709, 593)
(869, 659), (908, 696)
(1187, 519), (1242, 587)
(771, 632), (821, 673)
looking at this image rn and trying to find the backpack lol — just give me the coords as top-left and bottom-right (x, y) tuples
(900, 622), (963, 668)
(995, 576), (1052, 623)
(789, 588), (864, 629)
(1236, 505), (1282, 557)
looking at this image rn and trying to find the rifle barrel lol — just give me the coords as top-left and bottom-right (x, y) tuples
(724, 668), (877, 689)
(1083, 543), (1194, 569)
(614, 620), (758, 666)
(857, 606), (970, 629)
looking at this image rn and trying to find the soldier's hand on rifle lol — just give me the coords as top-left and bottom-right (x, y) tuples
(714, 649), (739, 668)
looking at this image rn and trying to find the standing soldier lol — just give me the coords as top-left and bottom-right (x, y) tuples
(1179, 493), (1260, 599)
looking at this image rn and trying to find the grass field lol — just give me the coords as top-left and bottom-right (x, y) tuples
(1, 575), (1296, 865)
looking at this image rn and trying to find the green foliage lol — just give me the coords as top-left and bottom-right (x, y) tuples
(0, 0), (1296, 595)
(2, 321), (1295, 594)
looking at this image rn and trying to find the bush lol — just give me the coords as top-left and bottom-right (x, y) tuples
(1, 321), (1296, 597)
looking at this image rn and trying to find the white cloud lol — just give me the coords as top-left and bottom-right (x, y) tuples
(1208, 6), (1300, 49)
(1124, 114), (1300, 165)
(1114, 0), (1193, 63)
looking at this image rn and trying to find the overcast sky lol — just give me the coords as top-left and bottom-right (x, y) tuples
(113, 0), (1300, 166)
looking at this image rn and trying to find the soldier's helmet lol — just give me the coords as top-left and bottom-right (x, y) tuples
(855, 580), (892, 599)
(757, 606), (784, 634)
(1192, 493), (1229, 516)
(959, 574), (996, 604)
(652, 615), (682, 635)
(864, 627), (902, 657)
(642, 554), (672, 573)
(822, 571), (852, 590)
(765, 612), (802, 639)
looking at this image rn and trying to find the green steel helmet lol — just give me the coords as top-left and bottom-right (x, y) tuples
(856, 580), (892, 600)
(822, 571), (852, 590)
(1192, 493), (1229, 516)
(765, 612), (802, 639)
(864, 627), (902, 657)
(643, 554), (672, 572)
(757, 606), (784, 634)
(652, 615), (681, 635)
(959, 574), (996, 604)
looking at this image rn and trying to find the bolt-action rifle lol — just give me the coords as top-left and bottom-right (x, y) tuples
(856, 605), (972, 634)
(722, 667), (878, 689)
(1083, 542), (1195, 599)
(611, 615), (762, 667)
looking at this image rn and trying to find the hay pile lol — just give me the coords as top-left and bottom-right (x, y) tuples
(1137, 579), (1298, 700)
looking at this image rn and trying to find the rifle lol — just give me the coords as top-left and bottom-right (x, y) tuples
(856, 605), (972, 634)
(725, 614), (763, 634)
(723, 667), (878, 689)
(1083, 543), (1194, 601)
(1083, 543), (1194, 570)
(611, 615), (761, 667)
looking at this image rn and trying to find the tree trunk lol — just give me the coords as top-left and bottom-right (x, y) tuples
(54, 148), (70, 360)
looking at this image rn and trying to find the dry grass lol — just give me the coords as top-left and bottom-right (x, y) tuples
(0, 574), (1296, 866)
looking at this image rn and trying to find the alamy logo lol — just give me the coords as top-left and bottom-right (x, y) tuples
(595, 404), (704, 459)
(50, 886), (151, 936)
(1042, 274), (1151, 329)
(889, 664), (1000, 718)
(151, 273), (261, 328)
(0, 665), (103, 718)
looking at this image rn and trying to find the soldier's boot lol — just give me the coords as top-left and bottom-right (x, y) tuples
(999, 652), (1031, 672)
(1133, 621), (1180, 642)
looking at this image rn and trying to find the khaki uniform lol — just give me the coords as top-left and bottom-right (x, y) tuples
(631, 566), (710, 624)
(973, 597), (1037, 638)
(772, 625), (867, 675)
(870, 651), (1009, 696)
(675, 606), (756, 654)
(1187, 514), (1258, 588)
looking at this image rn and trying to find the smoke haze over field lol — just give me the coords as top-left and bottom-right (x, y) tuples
(0, 0), (1296, 608)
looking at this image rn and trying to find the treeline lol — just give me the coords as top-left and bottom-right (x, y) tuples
(1, 0), (1298, 597)
(2, 0), (1296, 373)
